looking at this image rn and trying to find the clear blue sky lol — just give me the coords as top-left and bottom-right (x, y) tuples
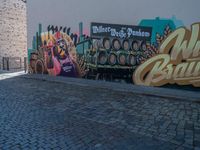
(27, 0), (200, 48)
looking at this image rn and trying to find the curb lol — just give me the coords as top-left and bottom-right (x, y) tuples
(20, 74), (200, 103)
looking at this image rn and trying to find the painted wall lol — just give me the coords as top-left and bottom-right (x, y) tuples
(29, 21), (200, 88)
(27, 0), (200, 48)
(0, 0), (27, 69)
(29, 31), (87, 78)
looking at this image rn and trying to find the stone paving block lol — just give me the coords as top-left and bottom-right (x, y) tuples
(182, 144), (194, 149)
(0, 76), (200, 149)
(194, 147), (200, 150)
(194, 140), (200, 147)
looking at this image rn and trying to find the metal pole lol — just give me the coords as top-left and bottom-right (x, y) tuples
(7, 58), (9, 71)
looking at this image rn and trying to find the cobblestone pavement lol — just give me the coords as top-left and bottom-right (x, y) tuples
(0, 76), (200, 150)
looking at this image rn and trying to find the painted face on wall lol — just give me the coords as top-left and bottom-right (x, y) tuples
(56, 38), (67, 58)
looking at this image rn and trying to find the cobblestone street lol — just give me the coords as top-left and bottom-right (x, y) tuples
(0, 74), (200, 150)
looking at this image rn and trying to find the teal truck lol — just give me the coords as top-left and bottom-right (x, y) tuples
(76, 22), (152, 81)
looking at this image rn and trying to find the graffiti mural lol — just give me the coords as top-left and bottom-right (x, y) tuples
(29, 17), (200, 88)
(29, 31), (87, 78)
(29, 20), (175, 82)
(133, 22), (200, 87)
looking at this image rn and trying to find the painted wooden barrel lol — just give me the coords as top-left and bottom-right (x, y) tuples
(98, 50), (107, 65)
(112, 38), (121, 51)
(102, 37), (111, 50)
(131, 40), (139, 51)
(140, 41), (147, 51)
(117, 52), (127, 66)
(127, 54), (136, 66)
(122, 39), (130, 51)
(35, 59), (45, 74)
(108, 52), (117, 66)
(92, 39), (101, 50)
(30, 60), (36, 71)
(30, 53), (38, 71)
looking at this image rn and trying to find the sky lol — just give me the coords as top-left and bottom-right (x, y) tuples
(27, 0), (200, 48)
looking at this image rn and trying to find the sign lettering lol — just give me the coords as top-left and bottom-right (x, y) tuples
(91, 22), (152, 41)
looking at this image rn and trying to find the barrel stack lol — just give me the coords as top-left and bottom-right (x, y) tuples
(92, 37), (145, 66)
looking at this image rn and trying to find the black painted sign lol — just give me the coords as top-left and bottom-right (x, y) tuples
(91, 22), (152, 41)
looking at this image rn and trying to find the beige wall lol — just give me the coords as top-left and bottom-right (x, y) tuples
(0, 0), (27, 69)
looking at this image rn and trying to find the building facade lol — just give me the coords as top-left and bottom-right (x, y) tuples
(0, 0), (27, 70)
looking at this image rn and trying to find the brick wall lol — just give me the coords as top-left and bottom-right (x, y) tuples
(0, 0), (27, 70)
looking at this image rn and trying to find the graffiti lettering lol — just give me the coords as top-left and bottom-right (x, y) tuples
(21, 0), (27, 3)
(47, 25), (78, 45)
(159, 23), (200, 62)
(133, 23), (200, 87)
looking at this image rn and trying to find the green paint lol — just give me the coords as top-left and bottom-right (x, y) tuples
(139, 17), (176, 44)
